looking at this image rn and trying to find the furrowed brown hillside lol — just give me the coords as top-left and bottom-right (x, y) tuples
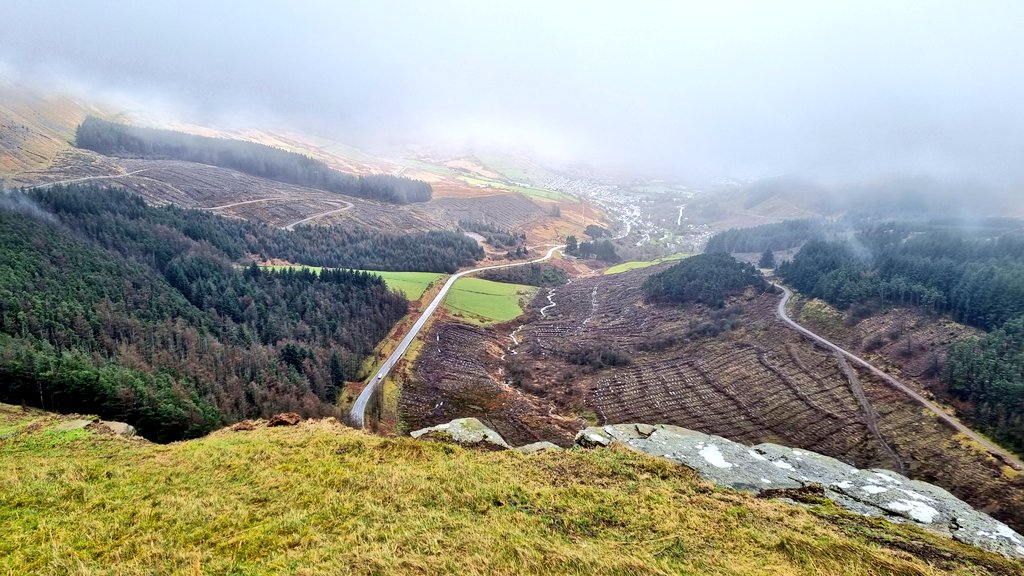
(404, 264), (1024, 532)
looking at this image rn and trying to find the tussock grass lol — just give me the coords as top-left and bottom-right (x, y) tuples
(1, 404), (1020, 575)
(797, 298), (846, 331)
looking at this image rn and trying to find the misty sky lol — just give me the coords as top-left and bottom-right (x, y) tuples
(3, 1), (1024, 183)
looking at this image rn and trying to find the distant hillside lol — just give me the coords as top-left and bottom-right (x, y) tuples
(0, 81), (98, 175)
(75, 116), (432, 204)
(1, 404), (1019, 575)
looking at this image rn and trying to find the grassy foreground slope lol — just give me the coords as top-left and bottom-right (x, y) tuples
(1, 405), (1020, 575)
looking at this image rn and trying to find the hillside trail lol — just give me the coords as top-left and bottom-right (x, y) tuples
(774, 283), (1023, 471)
(281, 202), (355, 230)
(833, 350), (906, 474)
(25, 168), (154, 189)
(203, 197), (292, 210)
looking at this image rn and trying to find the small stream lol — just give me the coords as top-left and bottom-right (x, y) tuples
(502, 278), (571, 360)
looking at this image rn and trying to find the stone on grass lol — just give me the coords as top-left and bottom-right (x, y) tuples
(410, 418), (510, 450)
(53, 419), (94, 432)
(98, 421), (136, 437)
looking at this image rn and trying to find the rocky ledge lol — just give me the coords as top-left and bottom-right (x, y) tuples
(410, 418), (1024, 559)
(576, 423), (1024, 559)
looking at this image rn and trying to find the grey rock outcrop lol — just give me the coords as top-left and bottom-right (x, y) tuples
(98, 421), (136, 437)
(575, 424), (1024, 559)
(515, 441), (562, 454)
(410, 418), (511, 450)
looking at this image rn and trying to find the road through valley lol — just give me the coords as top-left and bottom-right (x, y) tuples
(350, 245), (565, 427)
(774, 283), (1023, 471)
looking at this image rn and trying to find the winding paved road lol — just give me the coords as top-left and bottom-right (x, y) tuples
(350, 245), (564, 427)
(774, 283), (1023, 471)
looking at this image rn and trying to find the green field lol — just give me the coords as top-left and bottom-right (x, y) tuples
(603, 253), (694, 275)
(458, 175), (574, 202)
(264, 266), (442, 300)
(475, 153), (535, 183)
(443, 277), (537, 325)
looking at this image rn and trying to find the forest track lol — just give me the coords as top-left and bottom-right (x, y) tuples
(202, 197), (292, 210)
(25, 168), (153, 189)
(774, 283), (1023, 471)
(281, 202), (355, 230)
(833, 351), (906, 474)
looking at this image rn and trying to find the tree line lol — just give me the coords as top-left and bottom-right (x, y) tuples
(566, 234), (619, 262)
(75, 116), (432, 204)
(945, 317), (1024, 455)
(477, 264), (568, 287)
(33, 186), (483, 273)
(778, 224), (1024, 331)
(643, 252), (770, 308)
(458, 219), (525, 248)
(0, 185), (490, 441)
(705, 219), (826, 253)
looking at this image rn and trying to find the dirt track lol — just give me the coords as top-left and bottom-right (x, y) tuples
(774, 283), (1023, 471)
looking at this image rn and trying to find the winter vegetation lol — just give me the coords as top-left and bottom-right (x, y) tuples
(263, 266), (443, 301)
(603, 252), (691, 275)
(458, 219), (525, 248)
(476, 263), (568, 287)
(773, 219), (1024, 456)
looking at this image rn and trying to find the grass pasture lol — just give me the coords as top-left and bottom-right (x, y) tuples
(458, 175), (574, 202)
(603, 252), (693, 275)
(443, 277), (537, 325)
(263, 265), (442, 300)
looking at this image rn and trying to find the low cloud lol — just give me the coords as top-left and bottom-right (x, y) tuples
(3, 1), (1024, 188)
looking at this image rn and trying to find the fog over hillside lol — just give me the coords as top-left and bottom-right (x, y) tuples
(3, 1), (1024, 187)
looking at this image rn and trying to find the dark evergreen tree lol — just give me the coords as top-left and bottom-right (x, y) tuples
(643, 253), (769, 308)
